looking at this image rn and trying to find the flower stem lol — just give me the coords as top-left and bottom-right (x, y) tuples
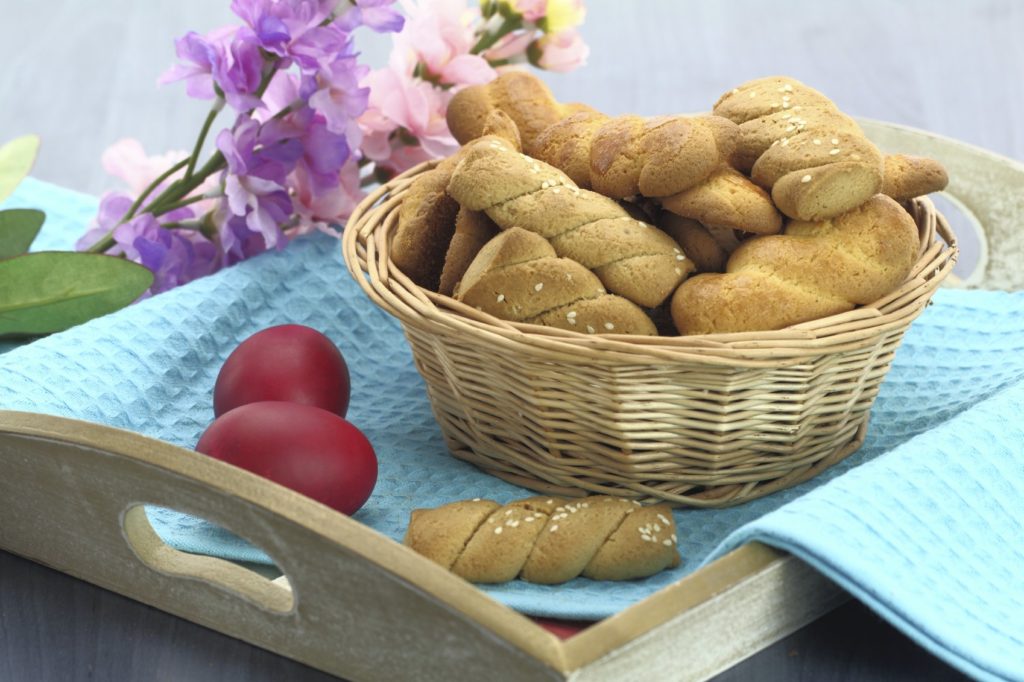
(126, 157), (190, 222)
(153, 193), (215, 214)
(472, 15), (523, 54)
(160, 220), (203, 230)
(185, 97), (225, 180)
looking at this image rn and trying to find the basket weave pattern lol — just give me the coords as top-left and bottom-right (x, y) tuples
(343, 162), (958, 508)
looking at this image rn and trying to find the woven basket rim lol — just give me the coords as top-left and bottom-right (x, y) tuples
(342, 160), (959, 369)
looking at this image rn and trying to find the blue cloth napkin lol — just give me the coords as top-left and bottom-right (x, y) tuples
(2, 179), (1022, 681)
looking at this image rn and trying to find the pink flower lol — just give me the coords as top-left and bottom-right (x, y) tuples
(393, 0), (496, 85)
(508, 0), (547, 22)
(483, 30), (535, 62)
(532, 28), (589, 72)
(359, 61), (460, 168)
(290, 157), (366, 232)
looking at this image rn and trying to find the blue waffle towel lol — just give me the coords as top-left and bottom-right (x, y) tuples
(2, 179), (1022, 681)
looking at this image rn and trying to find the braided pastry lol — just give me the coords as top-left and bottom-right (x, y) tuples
(447, 137), (693, 308)
(404, 496), (681, 584)
(391, 110), (521, 290)
(455, 227), (657, 335)
(713, 76), (888, 222)
(448, 72), (780, 235)
(882, 154), (950, 201)
(671, 194), (920, 335)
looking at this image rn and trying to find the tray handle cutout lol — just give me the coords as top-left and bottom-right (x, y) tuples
(121, 504), (294, 614)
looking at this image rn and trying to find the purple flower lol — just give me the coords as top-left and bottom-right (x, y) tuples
(216, 117), (302, 248)
(336, 0), (405, 33)
(76, 193), (135, 253)
(160, 26), (267, 113)
(219, 214), (279, 266)
(158, 29), (230, 99)
(309, 55), (370, 137)
(121, 217), (220, 294)
(77, 197), (219, 295)
(231, 0), (342, 59)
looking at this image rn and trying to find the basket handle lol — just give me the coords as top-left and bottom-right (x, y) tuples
(858, 117), (1024, 291)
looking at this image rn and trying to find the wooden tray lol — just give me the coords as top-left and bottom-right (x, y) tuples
(1, 121), (1020, 681)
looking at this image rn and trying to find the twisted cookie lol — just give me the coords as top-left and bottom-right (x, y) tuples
(448, 72), (780, 235)
(391, 110), (521, 290)
(404, 496), (681, 584)
(447, 138), (693, 308)
(455, 227), (657, 335)
(671, 194), (921, 335)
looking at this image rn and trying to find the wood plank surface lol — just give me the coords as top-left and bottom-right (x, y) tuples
(0, 1), (1019, 680)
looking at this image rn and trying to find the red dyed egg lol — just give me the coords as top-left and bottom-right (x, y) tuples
(213, 324), (350, 418)
(196, 401), (377, 515)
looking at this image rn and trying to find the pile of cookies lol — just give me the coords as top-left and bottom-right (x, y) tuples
(390, 74), (948, 336)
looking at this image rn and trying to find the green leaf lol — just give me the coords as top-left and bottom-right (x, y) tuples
(0, 252), (154, 338)
(0, 135), (40, 204)
(0, 209), (46, 258)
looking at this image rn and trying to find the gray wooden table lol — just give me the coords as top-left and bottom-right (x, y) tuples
(2, 0), (1019, 679)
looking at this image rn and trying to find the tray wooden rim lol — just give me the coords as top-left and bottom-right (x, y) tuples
(0, 409), (843, 679)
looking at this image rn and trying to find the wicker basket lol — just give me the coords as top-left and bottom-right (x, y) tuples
(342, 161), (958, 508)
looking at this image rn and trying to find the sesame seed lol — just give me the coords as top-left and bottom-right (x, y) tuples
(604, 322), (615, 330)
(549, 525), (559, 533)
(829, 148), (840, 155)
(785, 125), (796, 132)
(748, 91), (757, 99)
(641, 535), (652, 542)
(546, 499), (554, 504)
(662, 539), (673, 546)
(801, 174), (812, 183)
(781, 113), (792, 120)
(653, 524), (662, 532)
(784, 84), (794, 92)
(534, 282), (544, 292)
(504, 509), (513, 515)
(530, 168), (539, 174)
(525, 516), (536, 522)
(813, 138), (822, 145)
(586, 325), (595, 334)
(632, 500), (642, 506)
(671, 534), (678, 543)
(673, 247), (681, 253)
(782, 102), (790, 109)
(676, 254), (686, 261)
(781, 137), (790, 146)
(732, 88), (740, 94)
(675, 267), (683, 275)
(552, 188), (560, 194)
(657, 513), (670, 525)
(831, 138), (839, 145)
(496, 294), (505, 302)
(472, 497), (481, 501)
(494, 526), (503, 534)
(851, 153), (862, 160)
(541, 181), (550, 189)
(508, 519), (520, 527)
